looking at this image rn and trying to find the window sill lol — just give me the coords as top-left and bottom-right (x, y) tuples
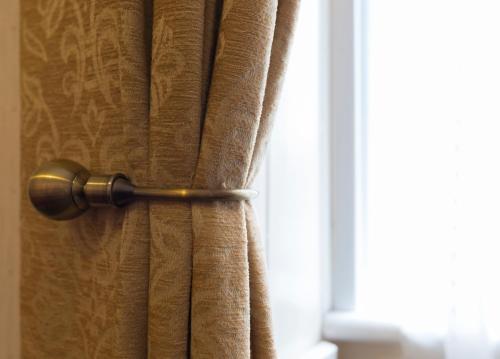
(322, 311), (402, 343)
(301, 341), (338, 359)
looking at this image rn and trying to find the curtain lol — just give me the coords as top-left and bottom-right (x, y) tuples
(20, 0), (298, 357)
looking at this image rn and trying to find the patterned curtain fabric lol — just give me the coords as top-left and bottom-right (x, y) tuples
(20, 0), (298, 357)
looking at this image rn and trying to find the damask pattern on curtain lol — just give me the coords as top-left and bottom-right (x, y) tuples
(20, 0), (298, 357)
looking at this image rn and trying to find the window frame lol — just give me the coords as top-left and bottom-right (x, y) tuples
(328, 0), (367, 312)
(322, 0), (405, 346)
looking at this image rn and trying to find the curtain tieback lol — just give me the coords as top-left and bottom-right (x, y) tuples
(28, 159), (257, 221)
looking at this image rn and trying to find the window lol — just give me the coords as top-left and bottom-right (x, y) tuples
(329, 0), (500, 357)
(360, 0), (500, 339)
(260, 0), (500, 358)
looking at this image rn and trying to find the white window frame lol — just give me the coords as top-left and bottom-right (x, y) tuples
(328, 0), (371, 313)
(329, 0), (363, 312)
(323, 0), (405, 344)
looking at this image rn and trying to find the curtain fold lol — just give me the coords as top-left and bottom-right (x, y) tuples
(147, 1), (205, 357)
(20, 0), (299, 357)
(190, 0), (278, 356)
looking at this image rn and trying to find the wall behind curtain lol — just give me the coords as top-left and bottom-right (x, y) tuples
(0, 0), (20, 357)
(20, 0), (151, 356)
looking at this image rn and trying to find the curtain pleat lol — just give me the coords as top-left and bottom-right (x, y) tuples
(21, 0), (299, 357)
(246, 203), (276, 357)
(115, 3), (151, 357)
(190, 0), (278, 356)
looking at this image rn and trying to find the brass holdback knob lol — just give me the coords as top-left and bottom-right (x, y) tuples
(28, 159), (258, 221)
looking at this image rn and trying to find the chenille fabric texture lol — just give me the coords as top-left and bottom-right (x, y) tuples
(20, 0), (298, 358)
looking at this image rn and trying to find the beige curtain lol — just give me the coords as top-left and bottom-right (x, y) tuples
(21, 0), (298, 357)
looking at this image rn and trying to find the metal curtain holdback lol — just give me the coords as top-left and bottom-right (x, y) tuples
(28, 159), (257, 220)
